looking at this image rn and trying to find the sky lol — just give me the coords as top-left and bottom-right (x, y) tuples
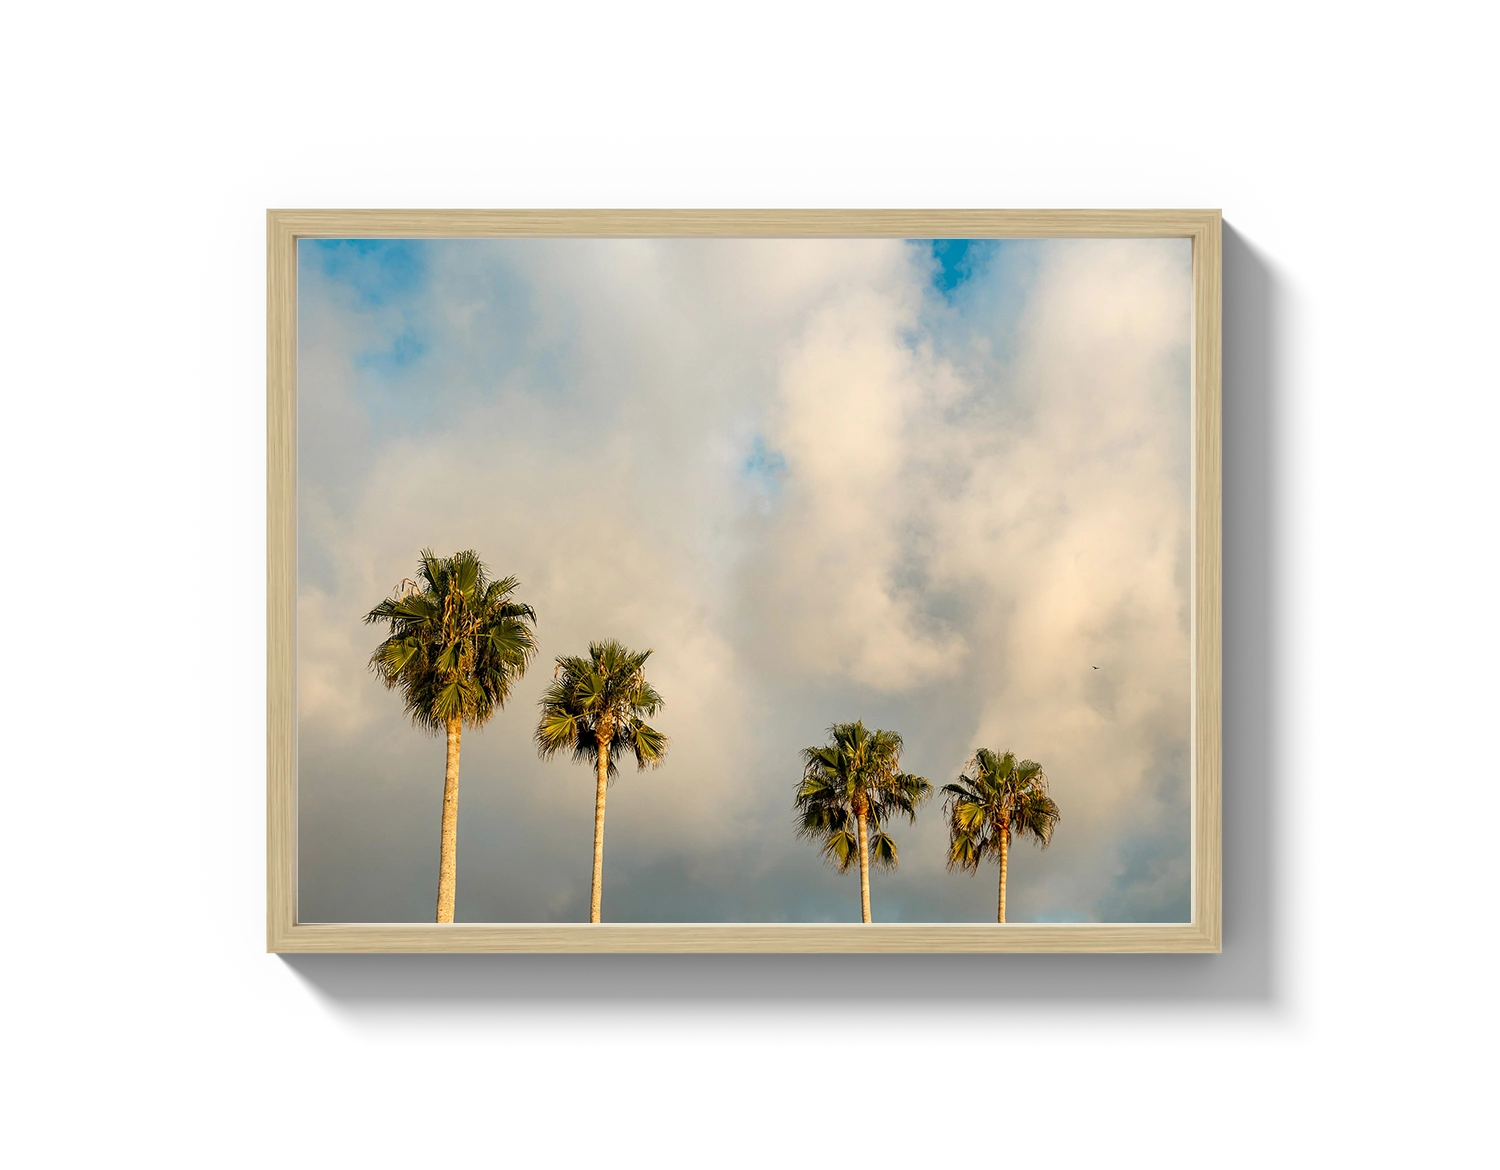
(295, 234), (1193, 924)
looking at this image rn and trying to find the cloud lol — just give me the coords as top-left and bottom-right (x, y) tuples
(294, 236), (1192, 923)
(742, 250), (968, 689)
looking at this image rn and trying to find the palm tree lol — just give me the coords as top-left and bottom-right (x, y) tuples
(943, 748), (1060, 923)
(534, 640), (669, 923)
(794, 721), (932, 923)
(365, 549), (538, 924)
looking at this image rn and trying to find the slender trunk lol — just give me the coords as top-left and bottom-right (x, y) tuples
(856, 808), (872, 924)
(436, 717), (462, 924)
(997, 824), (1010, 924)
(589, 722), (612, 923)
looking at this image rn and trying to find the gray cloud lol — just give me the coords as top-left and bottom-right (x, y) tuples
(295, 236), (1191, 924)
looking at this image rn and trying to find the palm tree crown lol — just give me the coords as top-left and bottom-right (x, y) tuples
(795, 721), (932, 922)
(943, 748), (1060, 923)
(534, 640), (669, 776)
(535, 639), (669, 923)
(365, 548), (538, 731)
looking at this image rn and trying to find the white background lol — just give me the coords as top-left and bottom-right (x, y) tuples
(3, 2), (1496, 1165)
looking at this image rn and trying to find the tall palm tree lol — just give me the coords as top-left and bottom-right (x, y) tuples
(365, 549), (538, 924)
(943, 748), (1060, 923)
(794, 721), (932, 923)
(534, 640), (669, 923)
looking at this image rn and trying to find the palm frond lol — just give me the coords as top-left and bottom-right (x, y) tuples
(946, 827), (983, 873)
(820, 827), (860, 873)
(1013, 787), (1061, 847)
(534, 708), (580, 757)
(868, 830), (899, 870)
(624, 718), (669, 770)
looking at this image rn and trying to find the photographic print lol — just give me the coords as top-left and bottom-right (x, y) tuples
(267, 211), (1221, 952)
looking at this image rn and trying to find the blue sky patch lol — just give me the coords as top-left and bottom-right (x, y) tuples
(742, 434), (787, 509)
(927, 239), (999, 299)
(354, 327), (427, 375)
(743, 434), (787, 479)
(303, 238), (427, 307)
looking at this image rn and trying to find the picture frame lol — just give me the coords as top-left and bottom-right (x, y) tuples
(267, 209), (1221, 953)
(187, 118), (1326, 1050)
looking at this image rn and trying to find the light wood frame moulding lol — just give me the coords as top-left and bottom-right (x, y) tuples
(268, 209), (1221, 954)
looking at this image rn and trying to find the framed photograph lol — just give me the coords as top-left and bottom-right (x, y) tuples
(267, 210), (1221, 953)
(187, 118), (1326, 1050)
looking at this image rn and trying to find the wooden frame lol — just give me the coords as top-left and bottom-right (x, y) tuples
(268, 209), (1221, 953)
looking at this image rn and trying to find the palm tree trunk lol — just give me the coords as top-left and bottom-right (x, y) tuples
(436, 717), (462, 924)
(997, 826), (1010, 924)
(856, 810), (872, 923)
(589, 743), (609, 923)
